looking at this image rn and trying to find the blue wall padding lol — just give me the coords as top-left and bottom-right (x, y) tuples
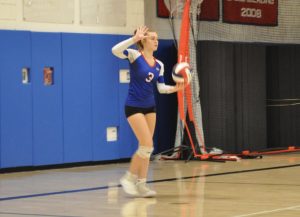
(62, 33), (93, 163)
(90, 34), (120, 160)
(0, 31), (33, 168)
(31, 32), (64, 165)
(0, 30), (174, 169)
(117, 35), (138, 158)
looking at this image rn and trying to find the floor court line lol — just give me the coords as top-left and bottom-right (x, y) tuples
(0, 212), (81, 217)
(0, 163), (299, 202)
(232, 205), (300, 217)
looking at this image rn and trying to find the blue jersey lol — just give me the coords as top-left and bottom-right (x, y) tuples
(112, 38), (176, 106)
(124, 49), (164, 108)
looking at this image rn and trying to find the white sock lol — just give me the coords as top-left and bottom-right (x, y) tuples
(126, 171), (137, 182)
(137, 178), (146, 185)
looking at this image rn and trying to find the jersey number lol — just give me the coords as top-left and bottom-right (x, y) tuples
(145, 72), (154, 82)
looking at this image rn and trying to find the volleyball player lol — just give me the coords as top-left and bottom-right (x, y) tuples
(112, 26), (184, 197)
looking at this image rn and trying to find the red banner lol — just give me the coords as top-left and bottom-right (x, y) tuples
(199, 0), (219, 21)
(223, 0), (278, 26)
(157, 0), (219, 21)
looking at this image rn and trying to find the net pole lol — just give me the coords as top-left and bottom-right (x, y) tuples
(165, 0), (207, 159)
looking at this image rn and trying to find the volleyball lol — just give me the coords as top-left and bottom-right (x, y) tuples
(172, 62), (192, 84)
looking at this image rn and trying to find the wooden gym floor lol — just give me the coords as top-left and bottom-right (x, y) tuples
(0, 153), (299, 217)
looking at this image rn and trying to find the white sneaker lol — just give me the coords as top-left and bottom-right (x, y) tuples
(136, 182), (157, 198)
(120, 173), (138, 196)
(209, 147), (223, 155)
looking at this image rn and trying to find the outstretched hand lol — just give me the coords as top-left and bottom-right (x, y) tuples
(133, 26), (149, 42)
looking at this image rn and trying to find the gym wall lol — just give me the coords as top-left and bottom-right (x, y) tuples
(0, 0), (177, 169)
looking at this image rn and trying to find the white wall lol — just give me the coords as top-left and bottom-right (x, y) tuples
(0, 0), (145, 35)
(0, 0), (173, 38)
(1, 0), (298, 43)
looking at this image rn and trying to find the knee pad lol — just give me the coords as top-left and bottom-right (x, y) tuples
(136, 146), (154, 159)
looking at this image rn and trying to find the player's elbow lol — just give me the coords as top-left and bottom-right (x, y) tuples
(111, 46), (118, 57)
(157, 83), (171, 94)
(157, 84), (164, 94)
(112, 46), (126, 59)
(157, 88), (165, 94)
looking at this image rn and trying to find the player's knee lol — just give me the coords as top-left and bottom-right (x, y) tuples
(136, 146), (154, 159)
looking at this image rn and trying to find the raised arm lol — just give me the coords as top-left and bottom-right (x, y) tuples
(112, 26), (149, 59)
(111, 37), (136, 59)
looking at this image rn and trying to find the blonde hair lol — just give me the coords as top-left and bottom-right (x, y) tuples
(133, 28), (156, 51)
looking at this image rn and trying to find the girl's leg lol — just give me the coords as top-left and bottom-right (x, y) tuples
(127, 113), (153, 176)
(134, 112), (157, 197)
(120, 113), (153, 196)
(138, 112), (156, 178)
